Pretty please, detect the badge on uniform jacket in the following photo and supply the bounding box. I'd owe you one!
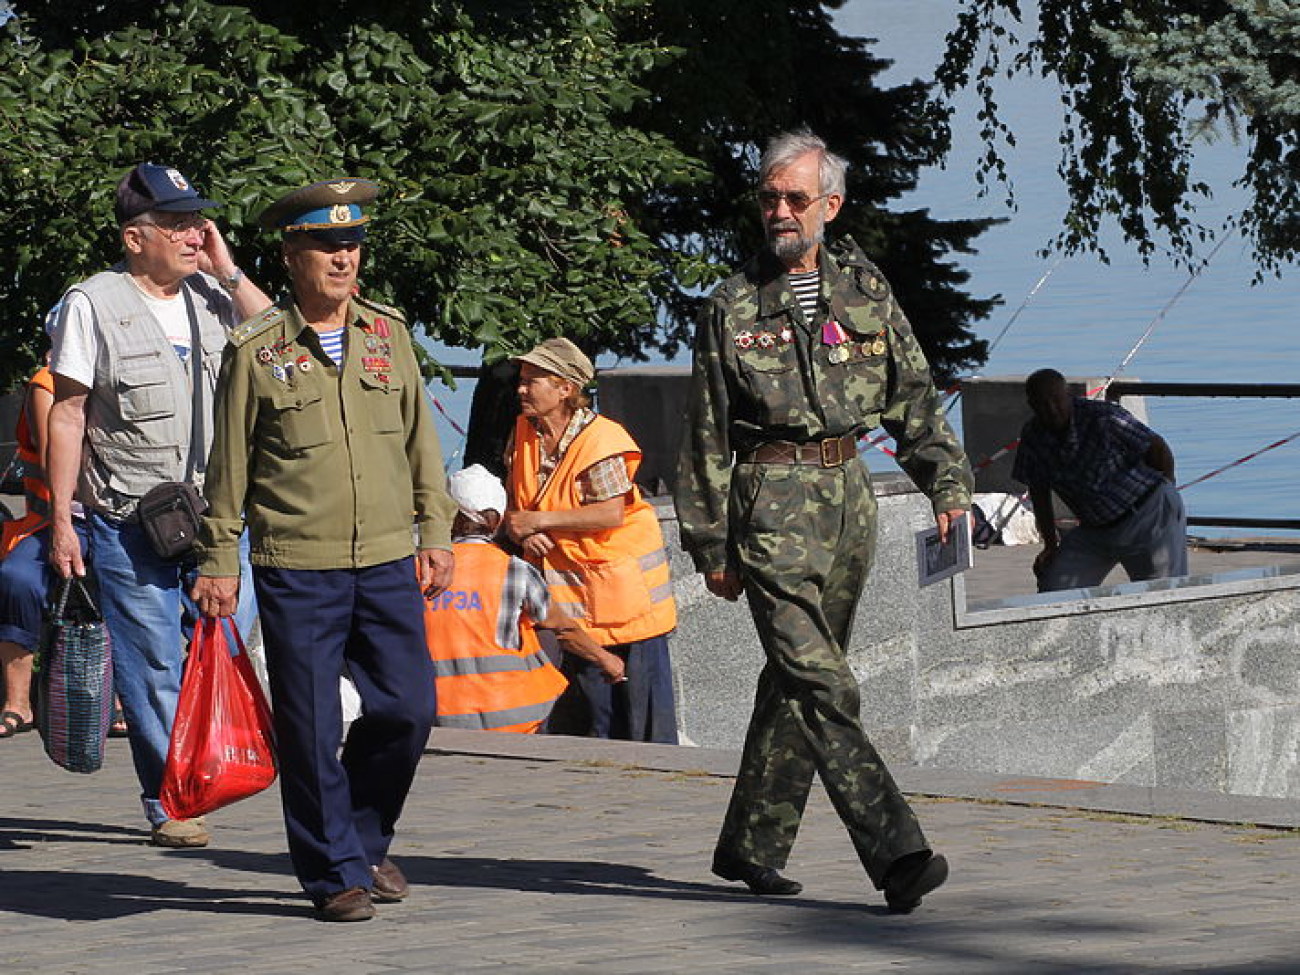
[821,320,848,346]
[822,319,850,363]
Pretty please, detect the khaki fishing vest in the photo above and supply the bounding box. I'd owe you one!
[68,269,230,517]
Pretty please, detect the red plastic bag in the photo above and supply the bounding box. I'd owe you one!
[161,617,277,821]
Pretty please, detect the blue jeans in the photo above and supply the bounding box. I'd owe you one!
[1040,480,1189,592]
[0,523,87,651]
[89,512,256,826]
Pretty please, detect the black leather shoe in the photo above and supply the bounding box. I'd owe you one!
[883,852,948,913]
[712,854,803,896]
[371,857,410,903]
[315,886,375,922]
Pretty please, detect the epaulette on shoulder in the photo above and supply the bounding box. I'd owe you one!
[354,294,408,324]
[710,267,755,305]
[829,235,875,272]
[229,306,286,348]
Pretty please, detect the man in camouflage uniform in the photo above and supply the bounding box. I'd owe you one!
[674,129,972,912]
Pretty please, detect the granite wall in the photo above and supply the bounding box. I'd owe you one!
[662,477,1300,800]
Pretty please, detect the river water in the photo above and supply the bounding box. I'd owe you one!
[424,1,1298,533]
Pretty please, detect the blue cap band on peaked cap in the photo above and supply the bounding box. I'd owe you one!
[282,203,366,232]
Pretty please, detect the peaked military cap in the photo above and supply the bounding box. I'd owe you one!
[258,177,380,244]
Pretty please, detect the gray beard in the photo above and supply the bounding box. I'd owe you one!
[767,224,824,266]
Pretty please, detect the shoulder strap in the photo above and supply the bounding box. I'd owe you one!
[181,284,204,479]
[229,306,286,348]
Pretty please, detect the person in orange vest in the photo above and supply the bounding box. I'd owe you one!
[1,356,86,738]
[425,465,624,733]
[502,338,679,744]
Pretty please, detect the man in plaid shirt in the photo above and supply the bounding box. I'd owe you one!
[1013,368,1188,592]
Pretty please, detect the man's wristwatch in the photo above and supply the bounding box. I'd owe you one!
[217,268,244,293]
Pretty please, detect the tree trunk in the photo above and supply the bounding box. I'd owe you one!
[461,359,520,479]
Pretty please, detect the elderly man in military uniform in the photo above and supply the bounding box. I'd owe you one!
[192,179,456,922]
[674,130,973,912]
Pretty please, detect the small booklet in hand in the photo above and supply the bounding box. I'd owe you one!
[915,512,973,588]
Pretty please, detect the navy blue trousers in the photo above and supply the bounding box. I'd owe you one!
[254,557,435,903]
[559,633,679,744]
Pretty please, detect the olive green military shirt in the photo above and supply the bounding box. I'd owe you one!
[674,236,973,574]
[198,296,454,576]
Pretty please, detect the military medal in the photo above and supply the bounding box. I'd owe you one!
[756,331,775,349]
[779,325,794,344]
[735,330,754,350]
[872,338,887,356]
[297,354,313,373]
[271,364,288,383]
[822,319,849,362]
[256,346,274,364]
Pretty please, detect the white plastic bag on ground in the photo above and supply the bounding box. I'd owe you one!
[973,492,1041,546]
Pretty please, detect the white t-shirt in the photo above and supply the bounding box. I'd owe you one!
[51,276,197,386]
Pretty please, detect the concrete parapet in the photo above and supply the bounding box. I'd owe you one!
[664,472,1300,800]
[597,366,691,496]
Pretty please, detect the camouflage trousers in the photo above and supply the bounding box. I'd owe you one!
[717,459,928,888]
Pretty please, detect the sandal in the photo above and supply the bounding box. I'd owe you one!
[109,708,129,738]
[0,710,34,739]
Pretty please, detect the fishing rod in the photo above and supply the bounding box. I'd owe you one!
[1099,230,1234,397]
[942,256,1066,416]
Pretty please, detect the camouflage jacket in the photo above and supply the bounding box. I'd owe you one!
[673,236,973,574]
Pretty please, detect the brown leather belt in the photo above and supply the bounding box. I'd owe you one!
[743,433,858,468]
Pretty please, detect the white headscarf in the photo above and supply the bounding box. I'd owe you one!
[447,464,508,525]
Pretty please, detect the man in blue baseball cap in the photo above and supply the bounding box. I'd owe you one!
[194,177,456,922]
[45,162,272,850]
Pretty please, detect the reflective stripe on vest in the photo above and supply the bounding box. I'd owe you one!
[431,649,554,679]
[435,698,558,732]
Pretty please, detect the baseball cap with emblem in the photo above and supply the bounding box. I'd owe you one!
[258,177,380,245]
[114,163,220,225]
[512,337,595,387]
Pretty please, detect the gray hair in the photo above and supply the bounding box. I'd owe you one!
[759,129,848,199]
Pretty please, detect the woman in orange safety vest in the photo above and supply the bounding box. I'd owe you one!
[503,338,678,744]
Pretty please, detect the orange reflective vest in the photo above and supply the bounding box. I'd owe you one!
[2,368,53,558]
[508,414,677,646]
[422,540,568,734]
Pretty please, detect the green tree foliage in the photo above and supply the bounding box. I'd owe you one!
[0,0,712,392]
[940,0,1300,275]
[0,0,1000,469]
[624,0,999,382]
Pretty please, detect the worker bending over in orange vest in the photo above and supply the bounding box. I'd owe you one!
[424,465,625,733]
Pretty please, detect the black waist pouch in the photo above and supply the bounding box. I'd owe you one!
[137,482,209,561]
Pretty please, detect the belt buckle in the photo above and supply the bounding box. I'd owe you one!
[819,437,842,467]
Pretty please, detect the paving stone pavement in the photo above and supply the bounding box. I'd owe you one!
[3,729,1300,974]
